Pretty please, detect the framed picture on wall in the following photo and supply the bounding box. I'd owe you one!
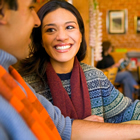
[134,16,140,33]
[107,10,127,34]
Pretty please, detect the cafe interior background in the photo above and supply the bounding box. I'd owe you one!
[67,0,140,82]
[67,0,140,65]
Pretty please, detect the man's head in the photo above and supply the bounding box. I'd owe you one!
[0,0,40,60]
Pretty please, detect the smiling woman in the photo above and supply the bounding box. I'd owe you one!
[18,0,89,119]
[17,0,140,124]
[20,0,86,72]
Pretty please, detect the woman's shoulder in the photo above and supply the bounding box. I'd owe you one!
[22,72,41,84]
[80,62,105,77]
[80,62,101,71]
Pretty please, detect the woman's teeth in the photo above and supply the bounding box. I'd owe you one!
[56,45,71,50]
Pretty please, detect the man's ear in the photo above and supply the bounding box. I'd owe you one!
[0,15,7,25]
[0,1,7,25]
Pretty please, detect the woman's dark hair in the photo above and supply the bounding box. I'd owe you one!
[19,0,87,78]
[102,41,112,56]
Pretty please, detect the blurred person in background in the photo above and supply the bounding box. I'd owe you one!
[96,41,140,101]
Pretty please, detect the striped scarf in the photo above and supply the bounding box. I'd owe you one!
[0,65,61,140]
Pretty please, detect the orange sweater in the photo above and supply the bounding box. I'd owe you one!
[0,65,61,140]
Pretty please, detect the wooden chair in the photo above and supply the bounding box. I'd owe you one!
[103,70,108,77]
[107,67,118,85]
[102,68,125,93]
[114,82,124,93]
[137,66,140,84]
[102,68,118,85]
[133,66,140,99]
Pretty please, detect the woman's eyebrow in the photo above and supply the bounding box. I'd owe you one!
[65,21,77,24]
[43,21,77,29]
[43,23,56,29]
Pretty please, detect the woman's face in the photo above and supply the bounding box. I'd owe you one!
[41,8,82,65]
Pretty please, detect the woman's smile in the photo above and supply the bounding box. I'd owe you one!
[54,44,72,53]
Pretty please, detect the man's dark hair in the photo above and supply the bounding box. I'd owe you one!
[1,0,37,11]
[5,0,17,10]
[0,0,18,16]
[1,0,18,10]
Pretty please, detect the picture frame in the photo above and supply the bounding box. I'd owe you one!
[107,10,127,34]
[134,16,140,34]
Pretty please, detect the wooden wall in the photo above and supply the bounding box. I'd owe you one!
[98,0,140,63]
[98,0,140,49]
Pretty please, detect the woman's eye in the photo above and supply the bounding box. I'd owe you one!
[46,28,55,32]
[66,25,74,29]
[29,6,35,11]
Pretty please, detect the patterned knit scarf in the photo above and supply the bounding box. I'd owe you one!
[0,65,61,140]
[46,57,91,119]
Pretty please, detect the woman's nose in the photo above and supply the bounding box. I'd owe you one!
[55,28,69,41]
